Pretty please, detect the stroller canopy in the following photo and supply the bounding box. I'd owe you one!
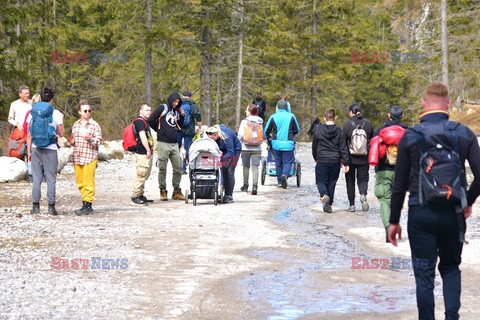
[188,137,221,170]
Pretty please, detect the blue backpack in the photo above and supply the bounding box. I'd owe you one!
[30,102,57,147]
[181,101,191,127]
[414,121,467,209]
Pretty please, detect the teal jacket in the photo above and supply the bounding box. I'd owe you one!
[264,110,300,151]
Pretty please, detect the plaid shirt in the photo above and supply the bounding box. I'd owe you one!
[72,118,102,165]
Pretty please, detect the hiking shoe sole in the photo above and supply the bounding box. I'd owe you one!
[360,195,369,212]
[322,195,331,212]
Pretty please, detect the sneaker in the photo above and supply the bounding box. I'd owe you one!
[172,188,185,200]
[160,189,168,201]
[251,185,257,195]
[240,184,249,192]
[322,195,331,213]
[360,194,369,212]
[324,204,333,213]
[139,195,153,203]
[347,205,356,212]
[281,175,287,189]
[223,195,234,204]
[131,197,147,205]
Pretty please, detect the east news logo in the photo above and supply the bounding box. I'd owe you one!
[51,257,128,269]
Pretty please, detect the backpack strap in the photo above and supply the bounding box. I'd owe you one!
[133,117,148,137]
[157,104,168,130]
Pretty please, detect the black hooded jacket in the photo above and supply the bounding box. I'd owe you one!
[312,123,349,164]
[148,92,184,143]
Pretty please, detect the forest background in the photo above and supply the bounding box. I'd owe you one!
[1,0,479,140]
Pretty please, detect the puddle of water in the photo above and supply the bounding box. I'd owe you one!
[275,210,292,223]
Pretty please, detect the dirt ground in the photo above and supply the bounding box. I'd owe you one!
[1,142,480,319]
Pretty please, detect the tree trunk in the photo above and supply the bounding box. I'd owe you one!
[216,71,220,124]
[441,0,449,88]
[235,0,244,130]
[145,0,153,105]
[310,0,318,119]
[201,5,212,126]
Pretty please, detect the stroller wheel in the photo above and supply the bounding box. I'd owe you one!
[214,190,218,206]
[261,159,266,185]
[193,191,197,206]
[185,189,189,204]
[296,162,301,187]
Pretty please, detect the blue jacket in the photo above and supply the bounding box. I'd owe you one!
[217,125,242,160]
[264,110,300,151]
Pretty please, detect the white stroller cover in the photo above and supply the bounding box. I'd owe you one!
[188,137,221,170]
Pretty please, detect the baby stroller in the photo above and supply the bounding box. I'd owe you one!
[185,137,223,205]
[260,140,301,187]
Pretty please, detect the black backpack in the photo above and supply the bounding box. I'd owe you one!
[413,121,467,209]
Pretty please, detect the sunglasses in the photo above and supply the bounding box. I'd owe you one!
[83,110,92,113]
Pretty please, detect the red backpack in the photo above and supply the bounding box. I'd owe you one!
[8,128,27,159]
[122,117,147,151]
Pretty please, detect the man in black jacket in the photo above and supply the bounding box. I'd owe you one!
[389,82,480,320]
[148,92,185,201]
[312,108,349,213]
[253,92,267,122]
[343,103,374,212]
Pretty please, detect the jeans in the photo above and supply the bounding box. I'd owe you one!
[220,155,239,197]
[315,162,340,204]
[271,148,294,184]
[408,204,464,320]
[177,131,193,171]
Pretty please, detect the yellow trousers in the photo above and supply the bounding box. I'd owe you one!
[74,160,97,203]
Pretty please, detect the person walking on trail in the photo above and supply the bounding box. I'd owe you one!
[237,104,263,195]
[264,99,300,189]
[177,90,202,174]
[307,116,320,138]
[71,101,102,215]
[342,103,374,212]
[147,92,186,201]
[26,87,64,215]
[131,103,154,205]
[312,108,349,213]
[389,82,480,320]
[371,105,408,242]
[205,125,242,204]
[252,92,267,122]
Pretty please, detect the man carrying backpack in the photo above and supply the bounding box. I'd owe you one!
[177,90,202,174]
[253,92,267,122]
[372,106,408,242]
[131,103,154,205]
[389,83,480,320]
[147,91,186,201]
[343,103,374,212]
[26,87,64,215]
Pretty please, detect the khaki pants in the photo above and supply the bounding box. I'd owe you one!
[157,141,182,190]
[132,154,153,197]
[74,159,97,203]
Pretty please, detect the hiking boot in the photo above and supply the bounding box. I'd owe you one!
[251,185,258,195]
[131,197,147,205]
[240,184,249,192]
[139,195,153,203]
[160,189,168,201]
[172,188,185,200]
[30,202,40,214]
[281,175,287,189]
[83,202,93,214]
[347,205,356,212]
[48,203,58,216]
[322,195,331,213]
[385,225,391,243]
[360,194,369,212]
[75,201,87,215]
